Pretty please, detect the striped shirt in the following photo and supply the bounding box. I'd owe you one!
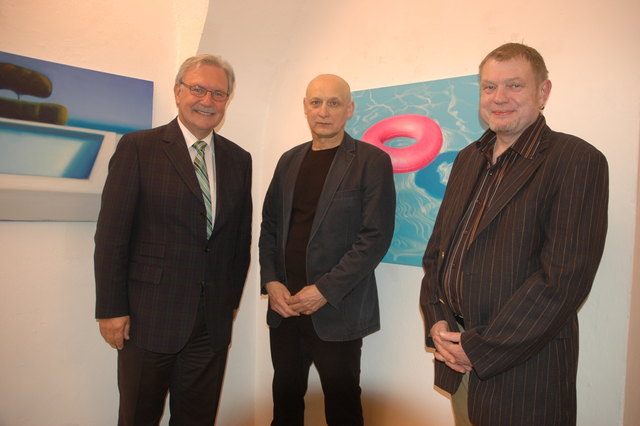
[442,114,547,316]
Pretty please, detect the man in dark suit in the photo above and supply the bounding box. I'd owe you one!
[420,43,608,426]
[94,54,252,425]
[259,74,396,425]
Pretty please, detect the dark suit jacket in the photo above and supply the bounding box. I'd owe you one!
[259,133,396,341]
[95,118,252,354]
[420,125,608,425]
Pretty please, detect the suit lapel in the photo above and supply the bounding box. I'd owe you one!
[476,154,545,237]
[472,140,548,243]
[161,119,202,202]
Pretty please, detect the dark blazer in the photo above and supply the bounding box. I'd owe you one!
[95,118,252,354]
[259,133,396,341]
[420,125,608,425]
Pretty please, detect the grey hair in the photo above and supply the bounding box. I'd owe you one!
[174,54,236,95]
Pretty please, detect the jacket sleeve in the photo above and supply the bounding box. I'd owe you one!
[94,134,139,319]
[419,207,451,348]
[258,157,284,293]
[230,151,252,308]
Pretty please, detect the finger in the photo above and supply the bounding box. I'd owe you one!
[439,331,461,343]
[434,351,448,363]
[114,334,124,350]
[433,341,454,360]
[274,305,290,318]
[287,295,301,305]
[275,301,298,317]
[287,301,305,312]
[445,361,468,374]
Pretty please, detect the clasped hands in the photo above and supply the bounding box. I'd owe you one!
[265,281,327,317]
[431,320,473,374]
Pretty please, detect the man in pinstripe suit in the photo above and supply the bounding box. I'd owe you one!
[420,43,608,425]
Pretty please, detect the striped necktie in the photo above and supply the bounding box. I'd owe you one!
[193,140,213,238]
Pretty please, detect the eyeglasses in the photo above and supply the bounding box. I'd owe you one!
[180,81,229,101]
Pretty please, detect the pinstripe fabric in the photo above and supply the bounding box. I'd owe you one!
[420,120,608,426]
[193,140,213,238]
[443,116,546,318]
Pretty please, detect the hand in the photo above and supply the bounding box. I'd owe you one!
[430,320,472,373]
[265,281,299,318]
[288,284,327,315]
[98,316,130,350]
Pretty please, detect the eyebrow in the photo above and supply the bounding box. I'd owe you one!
[481,77,522,84]
[309,96,341,100]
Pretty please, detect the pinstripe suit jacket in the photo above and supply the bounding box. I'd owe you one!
[94,118,252,353]
[420,124,608,425]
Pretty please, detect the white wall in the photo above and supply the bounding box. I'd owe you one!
[1,0,639,425]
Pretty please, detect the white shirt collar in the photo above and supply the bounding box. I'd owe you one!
[176,118,213,150]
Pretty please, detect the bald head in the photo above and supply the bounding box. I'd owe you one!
[305,74,352,102]
[303,74,355,149]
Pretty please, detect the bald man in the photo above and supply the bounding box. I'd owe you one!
[259,75,396,425]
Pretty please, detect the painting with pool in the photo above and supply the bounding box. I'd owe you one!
[0,51,153,221]
[346,74,485,267]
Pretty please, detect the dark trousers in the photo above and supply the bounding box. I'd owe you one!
[269,315,363,426]
[117,303,228,426]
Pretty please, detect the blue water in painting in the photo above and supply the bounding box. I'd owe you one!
[346,74,486,267]
[0,121,102,179]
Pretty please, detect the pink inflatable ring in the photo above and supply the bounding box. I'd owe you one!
[362,114,443,173]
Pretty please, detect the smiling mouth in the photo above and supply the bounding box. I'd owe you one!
[195,109,216,116]
[492,111,514,117]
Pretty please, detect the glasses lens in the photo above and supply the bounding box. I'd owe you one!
[212,91,228,101]
[183,83,227,100]
[191,86,206,97]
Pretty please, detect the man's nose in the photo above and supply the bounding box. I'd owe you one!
[201,92,217,104]
[494,85,507,103]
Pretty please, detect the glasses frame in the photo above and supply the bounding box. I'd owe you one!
[180,81,229,101]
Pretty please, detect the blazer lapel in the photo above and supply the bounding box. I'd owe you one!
[473,143,547,242]
[161,119,202,201]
